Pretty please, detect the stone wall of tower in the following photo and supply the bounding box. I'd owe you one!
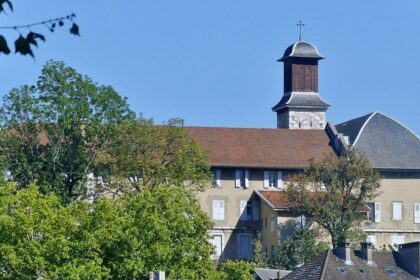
[277,108,326,129]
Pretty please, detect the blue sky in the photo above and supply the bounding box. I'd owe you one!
[1,1,420,135]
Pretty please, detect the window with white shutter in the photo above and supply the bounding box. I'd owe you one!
[212,169,222,187]
[212,200,225,220]
[263,171,269,188]
[211,235,223,257]
[235,169,248,188]
[277,171,283,189]
[414,203,420,224]
[235,170,241,188]
[374,202,381,223]
[264,170,282,188]
[252,200,260,221]
[392,202,402,220]
[244,170,249,188]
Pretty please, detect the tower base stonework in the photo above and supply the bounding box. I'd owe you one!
[277,108,326,129]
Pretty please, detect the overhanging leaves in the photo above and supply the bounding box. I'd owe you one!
[0,35,11,54]
[0,0,13,14]
[14,35,33,57]
[70,23,80,36]
[26,32,46,47]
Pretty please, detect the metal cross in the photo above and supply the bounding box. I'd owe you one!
[296,20,305,41]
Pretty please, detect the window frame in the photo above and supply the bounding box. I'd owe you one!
[392,201,403,221]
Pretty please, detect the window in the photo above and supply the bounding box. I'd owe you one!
[212,169,222,187]
[265,217,267,228]
[337,267,347,276]
[211,235,223,257]
[414,203,420,224]
[384,268,397,277]
[263,170,283,189]
[390,235,404,247]
[252,200,260,221]
[235,169,249,188]
[240,201,252,221]
[367,202,381,223]
[392,202,402,220]
[270,215,276,232]
[238,234,251,259]
[212,200,224,220]
[367,235,376,247]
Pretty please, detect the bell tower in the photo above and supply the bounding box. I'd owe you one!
[272,39,329,129]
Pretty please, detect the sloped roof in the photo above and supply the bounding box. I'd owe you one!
[336,112,420,170]
[254,268,291,280]
[283,249,417,280]
[185,127,334,169]
[279,41,324,61]
[272,92,330,112]
[255,190,371,212]
[255,190,297,210]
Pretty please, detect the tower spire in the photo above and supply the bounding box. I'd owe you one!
[296,20,305,41]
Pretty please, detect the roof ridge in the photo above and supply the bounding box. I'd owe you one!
[352,112,377,146]
[319,249,331,280]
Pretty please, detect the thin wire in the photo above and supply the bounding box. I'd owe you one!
[0,14,74,30]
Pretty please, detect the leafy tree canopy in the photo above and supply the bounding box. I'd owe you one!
[270,228,328,270]
[287,149,381,247]
[0,61,211,202]
[0,61,135,202]
[217,260,255,280]
[0,183,219,279]
[0,1,79,57]
[95,117,211,196]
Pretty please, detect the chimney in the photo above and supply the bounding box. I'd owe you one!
[361,242,373,265]
[337,239,352,265]
[149,271,165,280]
[398,242,420,278]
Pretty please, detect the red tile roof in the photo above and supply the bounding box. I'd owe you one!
[185,127,334,169]
[255,190,297,210]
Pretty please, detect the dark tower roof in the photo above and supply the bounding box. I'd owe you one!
[279,40,324,61]
[272,92,330,112]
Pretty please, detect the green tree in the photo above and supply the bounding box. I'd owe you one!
[0,61,135,202]
[96,117,211,195]
[270,228,328,270]
[251,232,267,268]
[0,183,218,279]
[0,1,79,57]
[287,149,381,247]
[218,260,254,280]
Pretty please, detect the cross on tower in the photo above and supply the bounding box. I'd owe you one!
[296,20,305,41]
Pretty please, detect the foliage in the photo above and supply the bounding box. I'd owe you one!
[217,260,255,280]
[0,183,217,279]
[287,149,381,247]
[251,232,267,268]
[0,61,135,202]
[96,117,211,195]
[0,1,79,57]
[270,228,328,270]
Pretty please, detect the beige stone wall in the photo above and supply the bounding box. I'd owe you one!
[365,176,420,248]
[200,167,289,259]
